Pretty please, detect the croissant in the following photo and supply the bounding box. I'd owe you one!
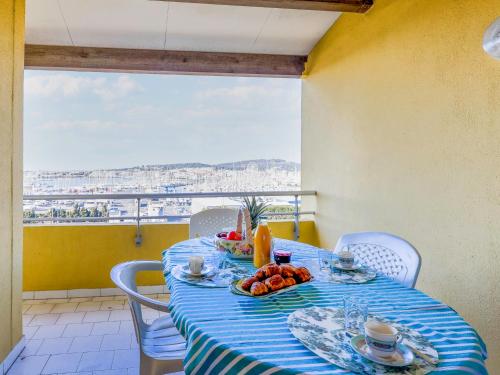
[284,277,297,287]
[241,276,259,291]
[264,274,286,291]
[294,267,312,283]
[263,263,281,278]
[250,281,268,296]
[280,264,297,278]
[254,268,266,280]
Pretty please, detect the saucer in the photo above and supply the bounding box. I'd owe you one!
[180,264,212,277]
[350,335,414,367]
[332,260,361,271]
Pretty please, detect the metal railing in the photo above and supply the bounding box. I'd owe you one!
[23,190,317,245]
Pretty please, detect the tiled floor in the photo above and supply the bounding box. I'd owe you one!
[8,294,170,375]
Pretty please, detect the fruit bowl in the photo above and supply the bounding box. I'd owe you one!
[215,232,254,259]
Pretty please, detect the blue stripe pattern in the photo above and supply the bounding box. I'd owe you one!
[162,238,488,375]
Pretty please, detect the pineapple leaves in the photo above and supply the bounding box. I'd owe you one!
[242,196,270,230]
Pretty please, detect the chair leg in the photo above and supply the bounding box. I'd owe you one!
[140,352,184,375]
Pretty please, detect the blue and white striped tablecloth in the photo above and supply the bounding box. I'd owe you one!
[162,238,488,375]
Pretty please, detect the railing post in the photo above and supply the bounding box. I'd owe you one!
[135,198,142,247]
[293,194,300,241]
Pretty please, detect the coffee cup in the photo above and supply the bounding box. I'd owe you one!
[188,256,204,275]
[364,320,401,358]
[338,248,355,268]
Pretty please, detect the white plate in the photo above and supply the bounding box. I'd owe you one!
[332,260,361,271]
[350,335,414,367]
[180,264,212,277]
[231,276,314,298]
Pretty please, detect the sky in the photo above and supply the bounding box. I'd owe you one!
[24,70,301,171]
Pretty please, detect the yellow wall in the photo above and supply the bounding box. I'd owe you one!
[0,0,24,362]
[23,221,318,291]
[302,0,500,370]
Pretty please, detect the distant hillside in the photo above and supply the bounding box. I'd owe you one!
[215,159,300,171]
[111,159,300,172]
[26,159,300,173]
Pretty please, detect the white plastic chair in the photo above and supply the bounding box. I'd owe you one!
[110,261,185,375]
[334,232,421,288]
[189,208,239,238]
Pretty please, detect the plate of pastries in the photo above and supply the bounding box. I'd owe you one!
[231,263,313,297]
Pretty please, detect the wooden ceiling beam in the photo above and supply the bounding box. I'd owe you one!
[159,0,373,13]
[25,44,307,78]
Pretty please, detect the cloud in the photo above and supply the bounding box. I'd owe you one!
[25,73,141,101]
[93,75,142,100]
[39,120,138,131]
[196,84,285,100]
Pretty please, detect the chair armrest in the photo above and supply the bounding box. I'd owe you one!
[127,290,171,313]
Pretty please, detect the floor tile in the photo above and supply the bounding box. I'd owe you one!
[59,372,92,375]
[69,336,103,353]
[69,297,92,303]
[29,314,60,326]
[34,290,67,300]
[41,352,81,374]
[37,337,73,355]
[92,297,114,302]
[25,304,55,315]
[118,321,135,335]
[91,322,120,336]
[44,298,69,304]
[6,354,49,375]
[100,301,124,311]
[100,334,131,351]
[56,312,85,325]
[23,326,39,340]
[141,308,160,320]
[62,323,94,338]
[111,349,139,369]
[76,302,102,312]
[23,315,34,326]
[83,311,110,323]
[23,299,45,305]
[51,303,78,313]
[21,339,43,357]
[130,338,138,349]
[33,325,66,340]
[127,368,139,375]
[77,351,114,372]
[93,370,122,375]
[108,310,131,322]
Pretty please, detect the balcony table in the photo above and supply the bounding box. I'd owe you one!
[162,238,487,375]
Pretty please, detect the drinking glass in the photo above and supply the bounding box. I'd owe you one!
[206,253,222,276]
[318,250,332,273]
[343,295,368,334]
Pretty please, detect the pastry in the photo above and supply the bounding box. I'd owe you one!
[283,277,297,287]
[280,264,297,278]
[241,276,259,291]
[263,263,281,278]
[294,267,312,282]
[254,268,266,280]
[264,274,286,291]
[250,281,268,296]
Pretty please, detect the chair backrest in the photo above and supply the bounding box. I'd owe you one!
[110,261,169,344]
[189,208,239,238]
[334,232,421,288]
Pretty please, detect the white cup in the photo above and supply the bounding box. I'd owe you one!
[364,320,401,358]
[338,249,355,268]
[188,256,204,275]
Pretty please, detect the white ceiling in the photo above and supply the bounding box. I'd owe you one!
[26,0,341,55]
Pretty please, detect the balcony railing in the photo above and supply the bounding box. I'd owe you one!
[23,190,316,245]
